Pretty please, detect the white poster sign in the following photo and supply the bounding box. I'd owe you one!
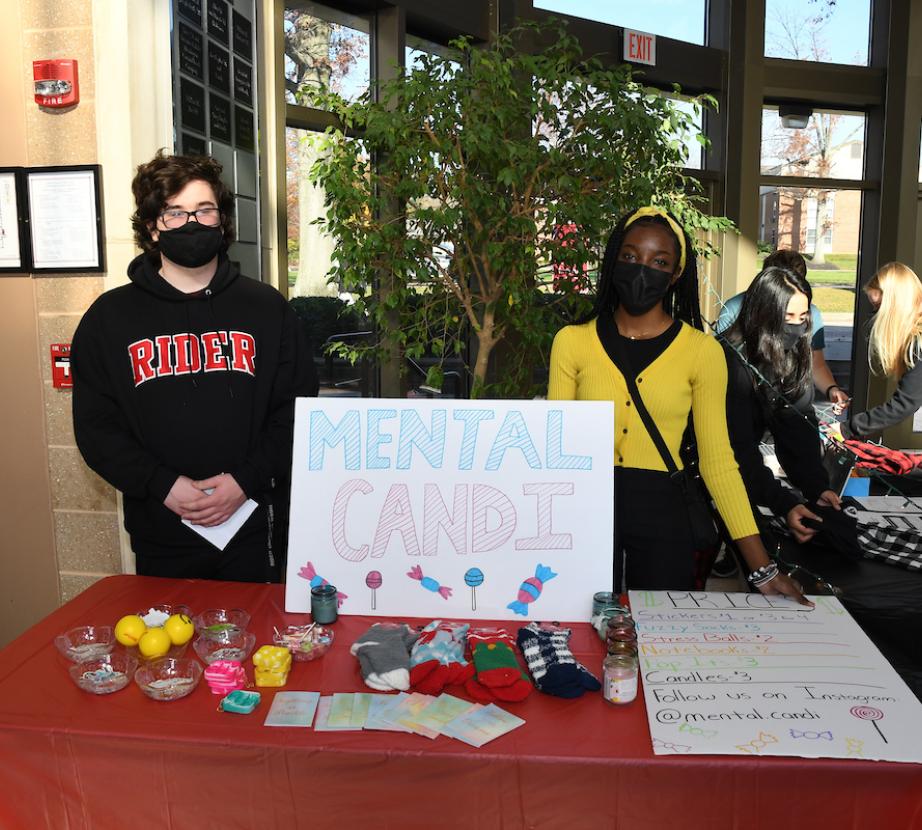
[286,399,614,621]
[630,590,922,763]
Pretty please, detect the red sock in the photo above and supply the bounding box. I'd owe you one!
[469,629,529,688]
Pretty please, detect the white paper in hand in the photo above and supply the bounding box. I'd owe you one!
[182,497,258,551]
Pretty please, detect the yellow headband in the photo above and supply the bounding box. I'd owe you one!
[624,206,687,273]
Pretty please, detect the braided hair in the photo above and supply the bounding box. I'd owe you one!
[580,209,702,330]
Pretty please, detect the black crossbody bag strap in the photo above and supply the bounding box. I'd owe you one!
[596,315,679,477]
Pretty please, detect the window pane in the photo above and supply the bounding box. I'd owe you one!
[534,0,705,46]
[287,127,371,395]
[765,0,870,66]
[758,185,861,391]
[761,108,865,179]
[284,3,370,106]
[405,35,462,76]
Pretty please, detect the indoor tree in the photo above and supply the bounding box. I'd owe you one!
[309,22,730,397]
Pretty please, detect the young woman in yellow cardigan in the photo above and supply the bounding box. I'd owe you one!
[548,207,808,603]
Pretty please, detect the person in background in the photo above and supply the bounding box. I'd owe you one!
[548,206,807,603]
[716,250,849,410]
[841,262,922,440]
[722,266,842,544]
[72,151,318,582]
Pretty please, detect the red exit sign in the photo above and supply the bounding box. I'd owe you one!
[623,29,656,66]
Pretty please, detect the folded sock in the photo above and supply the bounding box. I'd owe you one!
[517,624,600,698]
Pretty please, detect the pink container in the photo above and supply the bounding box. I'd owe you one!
[204,659,246,695]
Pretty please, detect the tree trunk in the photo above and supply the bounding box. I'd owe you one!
[294,135,338,298]
[812,191,831,265]
[287,14,338,298]
[471,307,497,398]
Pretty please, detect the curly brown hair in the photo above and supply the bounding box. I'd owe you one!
[763,249,807,279]
[131,150,235,253]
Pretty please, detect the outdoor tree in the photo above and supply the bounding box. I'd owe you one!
[284,10,366,297]
[310,23,730,397]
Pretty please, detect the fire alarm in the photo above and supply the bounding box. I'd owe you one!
[51,343,73,389]
[33,59,79,108]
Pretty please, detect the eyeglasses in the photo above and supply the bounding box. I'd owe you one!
[158,207,222,229]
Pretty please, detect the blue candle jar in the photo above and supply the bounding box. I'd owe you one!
[311,585,338,624]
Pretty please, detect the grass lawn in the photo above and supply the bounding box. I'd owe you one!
[808,268,857,286]
[822,253,858,269]
[811,286,856,313]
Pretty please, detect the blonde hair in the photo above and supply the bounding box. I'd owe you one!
[867,262,922,376]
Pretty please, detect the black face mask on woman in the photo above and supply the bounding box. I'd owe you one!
[157,222,224,268]
[781,321,809,350]
[612,261,673,316]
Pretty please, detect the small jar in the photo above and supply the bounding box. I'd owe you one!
[592,592,618,617]
[311,584,338,625]
[606,639,638,657]
[605,612,635,631]
[603,652,638,704]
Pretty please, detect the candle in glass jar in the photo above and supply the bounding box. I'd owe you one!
[311,585,338,624]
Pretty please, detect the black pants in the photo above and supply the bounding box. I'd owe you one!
[613,467,696,592]
[133,504,282,583]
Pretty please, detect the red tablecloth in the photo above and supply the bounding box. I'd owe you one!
[1,575,920,830]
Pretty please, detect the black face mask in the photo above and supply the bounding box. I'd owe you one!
[157,222,224,268]
[781,321,809,350]
[612,261,673,316]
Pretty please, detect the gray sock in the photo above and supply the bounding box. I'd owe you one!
[350,624,419,691]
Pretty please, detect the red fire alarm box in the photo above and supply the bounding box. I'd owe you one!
[51,343,73,389]
[33,59,79,108]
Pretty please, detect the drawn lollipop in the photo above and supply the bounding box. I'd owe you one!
[464,568,484,611]
[850,705,888,743]
[366,570,383,610]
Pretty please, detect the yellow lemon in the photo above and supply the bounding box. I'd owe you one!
[163,613,195,646]
[138,627,172,659]
[114,615,147,646]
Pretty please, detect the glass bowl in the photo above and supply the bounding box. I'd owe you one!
[135,657,203,701]
[69,653,138,695]
[135,604,193,629]
[193,608,251,637]
[55,625,117,662]
[192,629,257,664]
[273,625,334,662]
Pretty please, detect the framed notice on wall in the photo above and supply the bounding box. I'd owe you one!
[26,165,105,273]
[0,168,30,274]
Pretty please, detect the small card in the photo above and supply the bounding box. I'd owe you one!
[441,703,525,748]
[364,693,412,732]
[414,694,480,734]
[327,693,357,728]
[314,696,361,731]
[389,693,440,739]
[349,693,373,728]
[263,691,320,727]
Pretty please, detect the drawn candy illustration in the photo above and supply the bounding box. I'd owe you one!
[507,563,557,616]
[297,561,348,608]
[464,568,484,611]
[850,705,888,743]
[407,565,452,600]
[735,731,778,755]
[366,570,383,610]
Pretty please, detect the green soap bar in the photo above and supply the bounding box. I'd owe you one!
[220,690,261,714]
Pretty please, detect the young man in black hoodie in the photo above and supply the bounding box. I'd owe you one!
[71,151,318,582]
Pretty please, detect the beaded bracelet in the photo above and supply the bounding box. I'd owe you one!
[824,384,842,399]
[747,562,779,587]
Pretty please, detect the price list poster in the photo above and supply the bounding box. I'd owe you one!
[629,590,922,763]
